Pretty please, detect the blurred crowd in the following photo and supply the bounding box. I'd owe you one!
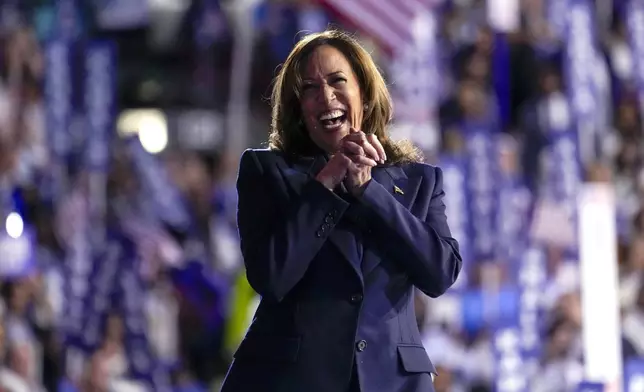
[0,11,238,391]
[421,0,644,391]
[0,0,641,392]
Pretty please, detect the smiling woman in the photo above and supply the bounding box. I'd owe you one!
[268,29,421,164]
[220,29,462,392]
[298,45,362,152]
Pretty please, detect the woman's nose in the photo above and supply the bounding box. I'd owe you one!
[318,84,335,103]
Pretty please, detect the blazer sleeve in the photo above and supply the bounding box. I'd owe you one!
[358,165,462,298]
[236,149,350,302]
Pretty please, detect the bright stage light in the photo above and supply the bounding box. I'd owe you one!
[117,109,168,154]
[138,112,168,154]
[5,212,23,239]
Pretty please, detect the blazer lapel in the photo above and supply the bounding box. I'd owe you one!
[278,156,318,196]
[277,154,364,283]
[327,226,363,284]
[371,166,422,210]
[362,166,422,276]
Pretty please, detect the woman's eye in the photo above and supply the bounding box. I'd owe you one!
[332,78,346,84]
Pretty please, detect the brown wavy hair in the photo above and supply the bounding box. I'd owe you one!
[268,29,422,164]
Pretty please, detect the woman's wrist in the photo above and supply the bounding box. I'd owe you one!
[315,173,337,191]
[349,179,371,197]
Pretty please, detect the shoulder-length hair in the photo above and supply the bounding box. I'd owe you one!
[268,29,422,164]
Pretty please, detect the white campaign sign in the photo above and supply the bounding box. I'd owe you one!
[578,183,622,388]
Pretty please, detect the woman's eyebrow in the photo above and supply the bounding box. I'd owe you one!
[302,71,345,83]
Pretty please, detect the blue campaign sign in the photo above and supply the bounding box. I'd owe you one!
[126,137,191,231]
[515,247,546,372]
[461,289,485,334]
[440,156,470,290]
[493,324,527,392]
[45,40,72,160]
[565,0,599,124]
[463,123,498,261]
[85,40,116,171]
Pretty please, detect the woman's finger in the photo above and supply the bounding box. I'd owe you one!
[346,153,377,167]
[344,131,364,143]
[341,140,364,156]
[344,132,379,162]
[366,134,386,163]
[360,139,380,163]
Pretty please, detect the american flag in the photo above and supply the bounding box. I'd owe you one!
[319,0,443,55]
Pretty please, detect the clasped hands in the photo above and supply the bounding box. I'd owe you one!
[316,128,387,196]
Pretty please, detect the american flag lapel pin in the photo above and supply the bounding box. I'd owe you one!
[394,185,404,195]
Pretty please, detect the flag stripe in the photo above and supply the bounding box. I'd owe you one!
[361,0,414,39]
[322,0,409,52]
[397,0,419,15]
[402,0,429,13]
[320,0,439,54]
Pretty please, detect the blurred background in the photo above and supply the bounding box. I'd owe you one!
[0,0,640,391]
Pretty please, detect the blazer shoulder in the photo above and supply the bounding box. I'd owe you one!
[239,148,287,175]
[400,161,440,180]
[242,147,278,156]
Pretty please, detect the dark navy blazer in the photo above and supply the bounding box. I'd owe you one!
[220,149,462,392]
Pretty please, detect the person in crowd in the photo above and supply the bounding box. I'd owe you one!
[89,313,128,386]
[0,321,29,392]
[220,29,462,392]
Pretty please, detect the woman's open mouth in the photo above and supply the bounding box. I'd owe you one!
[318,110,347,130]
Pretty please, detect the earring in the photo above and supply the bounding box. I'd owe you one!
[363,103,368,111]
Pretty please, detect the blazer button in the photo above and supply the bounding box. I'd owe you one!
[356,340,367,352]
[350,294,363,304]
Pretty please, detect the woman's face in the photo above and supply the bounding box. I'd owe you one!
[299,45,363,153]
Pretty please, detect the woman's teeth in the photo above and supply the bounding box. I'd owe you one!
[319,110,346,129]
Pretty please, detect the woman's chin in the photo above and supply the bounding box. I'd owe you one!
[311,123,350,153]
[331,129,350,146]
[323,136,346,154]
